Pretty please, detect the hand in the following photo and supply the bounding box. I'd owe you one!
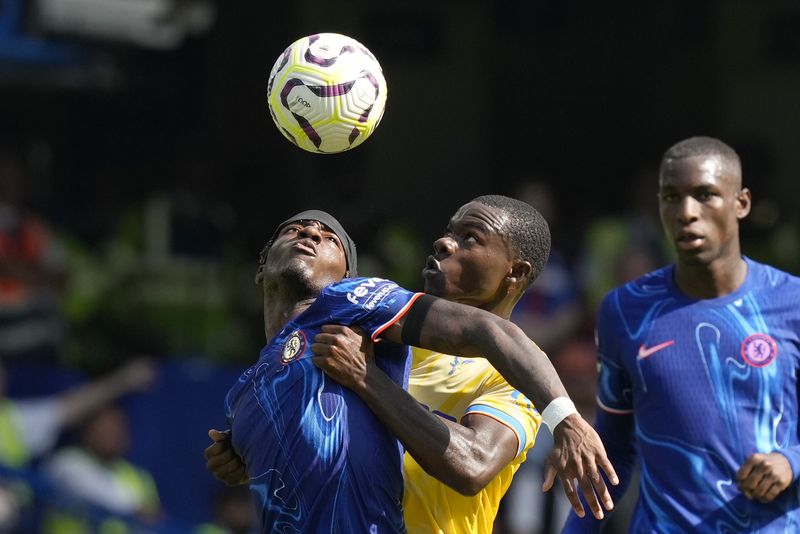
[311,325,373,391]
[205,429,249,486]
[116,357,158,392]
[736,452,793,503]
[542,414,618,520]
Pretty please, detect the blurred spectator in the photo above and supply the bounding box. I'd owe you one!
[0,482,20,533]
[194,485,257,534]
[578,167,671,313]
[509,181,582,355]
[499,180,585,534]
[42,404,161,532]
[0,148,67,363]
[0,358,155,532]
[0,358,155,469]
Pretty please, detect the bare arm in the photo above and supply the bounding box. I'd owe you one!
[312,326,518,495]
[382,295,566,415]
[381,295,618,518]
[57,358,156,427]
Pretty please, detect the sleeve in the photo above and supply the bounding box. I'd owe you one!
[320,277,424,341]
[462,371,541,458]
[595,292,634,415]
[12,397,63,458]
[776,446,800,483]
[562,292,638,533]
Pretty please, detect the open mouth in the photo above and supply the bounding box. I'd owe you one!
[292,240,317,256]
[422,255,440,276]
[676,231,704,250]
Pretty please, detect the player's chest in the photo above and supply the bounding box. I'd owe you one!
[408,355,491,417]
[624,307,799,400]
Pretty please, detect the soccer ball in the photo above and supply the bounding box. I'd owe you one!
[266,33,388,154]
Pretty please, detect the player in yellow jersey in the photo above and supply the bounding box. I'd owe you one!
[311,195,601,533]
[205,197,618,529]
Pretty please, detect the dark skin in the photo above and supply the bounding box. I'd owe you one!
[206,211,618,519]
[314,202,526,497]
[311,203,616,518]
[659,154,792,503]
[206,219,347,486]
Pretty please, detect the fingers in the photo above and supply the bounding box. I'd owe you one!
[752,476,780,502]
[736,456,756,483]
[204,440,235,463]
[597,454,620,486]
[313,333,343,346]
[320,324,350,334]
[208,429,230,442]
[578,472,605,520]
[310,342,333,357]
[559,475,585,518]
[585,466,612,513]
[542,465,557,492]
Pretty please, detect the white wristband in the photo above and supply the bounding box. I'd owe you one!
[542,397,578,433]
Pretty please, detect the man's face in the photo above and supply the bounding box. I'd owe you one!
[658,155,750,266]
[264,220,347,291]
[423,202,514,307]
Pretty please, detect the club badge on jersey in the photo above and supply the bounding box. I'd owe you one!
[282,330,306,364]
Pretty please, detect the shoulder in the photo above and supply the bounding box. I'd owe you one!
[321,277,401,300]
[600,265,672,312]
[747,258,800,291]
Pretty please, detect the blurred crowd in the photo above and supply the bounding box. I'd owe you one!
[1,134,798,534]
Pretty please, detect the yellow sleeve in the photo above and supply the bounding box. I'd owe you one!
[462,371,541,457]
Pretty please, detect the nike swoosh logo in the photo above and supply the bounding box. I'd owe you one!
[638,340,675,359]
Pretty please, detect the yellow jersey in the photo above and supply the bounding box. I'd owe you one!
[403,348,541,534]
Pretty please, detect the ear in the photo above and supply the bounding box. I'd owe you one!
[255,265,265,285]
[736,188,752,220]
[507,259,533,286]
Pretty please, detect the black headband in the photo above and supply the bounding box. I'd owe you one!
[266,209,357,277]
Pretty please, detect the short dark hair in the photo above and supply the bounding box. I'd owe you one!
[472,194,551,288]
[662,136,740,168]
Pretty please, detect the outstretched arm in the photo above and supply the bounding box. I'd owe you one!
[561,407,636,532]
[57,358,156,427]
[312,325,519,495]
[379,295,618,519]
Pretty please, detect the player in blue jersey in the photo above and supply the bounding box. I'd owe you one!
[562,136,800,533]
[207,208,616,532]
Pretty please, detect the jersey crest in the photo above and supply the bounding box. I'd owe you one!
[740,333,778,367]
[281,330,306,364]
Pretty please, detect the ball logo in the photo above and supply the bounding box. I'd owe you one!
[282,330,306,364]
[740,333,778,367]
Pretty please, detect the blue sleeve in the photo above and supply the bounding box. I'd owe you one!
[777,446,800,484]
[562,292,638,533]
[319,277,423,341]
[595,292,634,414]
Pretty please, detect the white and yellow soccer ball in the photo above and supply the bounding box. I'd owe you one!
[267,33,388,154]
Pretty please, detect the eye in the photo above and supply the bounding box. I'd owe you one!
[660,192,678,202]
[464,233,478,243]
[326,235,340,245]
[696,191,715,201]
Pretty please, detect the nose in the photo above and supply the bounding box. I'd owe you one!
[677,196,700,224]
[432,235,455,258]
[298,223,322,243]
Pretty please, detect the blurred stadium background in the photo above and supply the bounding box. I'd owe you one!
[1,0,799,532]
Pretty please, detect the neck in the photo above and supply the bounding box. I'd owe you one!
[482,287,523,320]
[261,278,318,340]
[674,255,747,299]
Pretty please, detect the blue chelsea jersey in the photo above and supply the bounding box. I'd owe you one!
[225,277,422,533]
[594,258,800,533]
